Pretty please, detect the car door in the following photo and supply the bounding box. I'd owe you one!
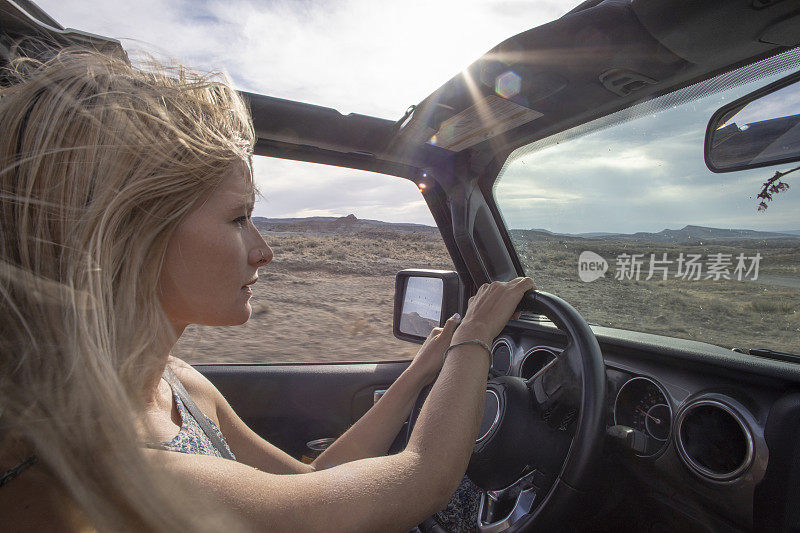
[197,361,410,460]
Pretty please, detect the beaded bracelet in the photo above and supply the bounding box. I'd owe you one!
[444,339,493,367]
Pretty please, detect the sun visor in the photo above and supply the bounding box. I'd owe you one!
[393,0,685,156]
[631,0,799,65]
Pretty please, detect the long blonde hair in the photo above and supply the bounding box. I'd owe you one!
[0,47,254,530]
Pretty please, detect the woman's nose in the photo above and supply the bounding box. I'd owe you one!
[250,243,273,266]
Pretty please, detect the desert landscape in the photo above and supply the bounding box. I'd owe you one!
[510,226,800,352]
[174,216,799,364]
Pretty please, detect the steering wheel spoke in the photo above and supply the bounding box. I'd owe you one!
[478,482,537,533]
[528,353,581,434]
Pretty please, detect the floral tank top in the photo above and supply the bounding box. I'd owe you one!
[147,370,236,460]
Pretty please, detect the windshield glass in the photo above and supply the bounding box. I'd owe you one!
[494,57,800,355]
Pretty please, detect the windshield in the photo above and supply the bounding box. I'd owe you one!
[494,56,800,355]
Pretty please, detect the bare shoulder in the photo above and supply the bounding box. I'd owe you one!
[166,356,224,420]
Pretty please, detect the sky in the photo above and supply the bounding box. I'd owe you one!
[35,0,799,233]
[36,0,576,226]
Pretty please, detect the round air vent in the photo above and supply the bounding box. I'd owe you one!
[519,348,557,380]
[676,399,753,481]
[491,340,512,375]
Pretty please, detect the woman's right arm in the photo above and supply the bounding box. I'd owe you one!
[155,277,535,532]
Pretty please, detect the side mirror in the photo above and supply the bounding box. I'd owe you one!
[705,70,800,173]
[393,269,462,344]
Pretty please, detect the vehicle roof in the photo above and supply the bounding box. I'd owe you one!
[0,0,126,60]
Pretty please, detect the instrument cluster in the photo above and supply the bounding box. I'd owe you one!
[613,376,673,457]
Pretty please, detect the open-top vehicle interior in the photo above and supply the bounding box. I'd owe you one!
[2,0,800,531]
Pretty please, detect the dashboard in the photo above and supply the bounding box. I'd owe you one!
[487,320,795,531]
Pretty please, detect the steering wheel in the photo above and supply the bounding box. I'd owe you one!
[410,290,607,533]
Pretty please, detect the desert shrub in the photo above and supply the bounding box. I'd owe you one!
[658,289,694,309]
[704,298,733,315]
[750,300,795,314]
[349,318,369,335]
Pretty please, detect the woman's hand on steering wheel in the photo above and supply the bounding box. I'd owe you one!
[452,277,536,346]
[408,277,535,385]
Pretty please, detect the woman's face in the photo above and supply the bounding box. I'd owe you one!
[158,163,271,329]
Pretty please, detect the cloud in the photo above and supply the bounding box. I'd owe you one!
[253,156,433,223]
[39,0,575,118]
[722,82,800,127]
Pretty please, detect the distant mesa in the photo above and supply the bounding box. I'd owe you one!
[253,214,438,236]
[252,216,798,242]
[332,214,359,227]
[511,224,800,243]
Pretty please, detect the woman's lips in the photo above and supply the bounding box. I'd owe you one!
[242,277,257,296]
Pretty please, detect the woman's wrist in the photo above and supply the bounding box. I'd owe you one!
[405,357,438,388]
[444,340,493,367]
[450,319,493,346]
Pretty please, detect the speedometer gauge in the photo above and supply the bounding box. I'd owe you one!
[614,377,673,457]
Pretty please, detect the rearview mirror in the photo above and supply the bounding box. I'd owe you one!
[393,269,462,344]
[705,70,800,172]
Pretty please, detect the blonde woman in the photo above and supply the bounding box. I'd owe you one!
[0,48,535,531]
